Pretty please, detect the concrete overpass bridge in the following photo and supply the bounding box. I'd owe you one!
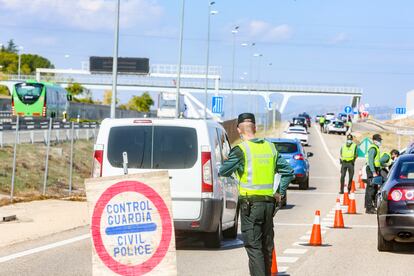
[0,65,363,114]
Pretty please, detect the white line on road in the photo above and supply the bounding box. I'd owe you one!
[283,248,308,255]
[299,235,311,240]
[277,256,299,263]
[310,176,338,179]
[278,266,289,272]
[288,191,340,195]
[0,234,90,264]
[306,230,326,234]
[314,125,340,169]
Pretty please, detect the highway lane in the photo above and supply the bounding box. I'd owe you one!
[0,125,412,275]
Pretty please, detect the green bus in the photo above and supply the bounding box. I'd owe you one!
[12,80,72,118]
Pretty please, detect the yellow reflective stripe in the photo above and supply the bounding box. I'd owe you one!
[242,141,253,186]
[239,183,274,190]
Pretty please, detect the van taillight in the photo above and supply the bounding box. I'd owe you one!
[388,188,414,201]
[92,144,104,177]
[201,151,213,193]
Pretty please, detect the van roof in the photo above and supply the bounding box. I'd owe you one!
[100,118,224,129]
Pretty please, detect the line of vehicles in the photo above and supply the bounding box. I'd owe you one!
[315,112,351,135]
[92,117,313,248]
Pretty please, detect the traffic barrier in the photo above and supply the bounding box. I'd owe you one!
[271,248,278,275]
[347,192,357,214]
[351,180,356,192]
[343,186,350,206]
[309,210,322,246]
[333,198,345,228]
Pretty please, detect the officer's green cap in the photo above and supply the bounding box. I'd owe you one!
[373,134,382,141]
[237,113,256,126]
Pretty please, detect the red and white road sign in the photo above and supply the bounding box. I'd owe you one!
[86,172,176,276]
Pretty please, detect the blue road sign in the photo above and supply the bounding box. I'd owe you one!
[212,96,224,114]
[395,107,406,115]
[344,106,352,114]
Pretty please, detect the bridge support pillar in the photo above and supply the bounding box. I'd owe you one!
[279,93,291,114]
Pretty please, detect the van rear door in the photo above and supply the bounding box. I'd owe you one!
[104,123,201,220]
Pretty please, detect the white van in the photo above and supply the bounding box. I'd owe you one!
[92,118,239,248]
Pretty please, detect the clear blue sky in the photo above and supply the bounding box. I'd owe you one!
[1,0,413,110]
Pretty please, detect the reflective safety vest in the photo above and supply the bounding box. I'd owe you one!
[381,152,391,168]
[366,144,381,168]
[237,140,277,196]
[341,143,357,161]
[319,117,325,124]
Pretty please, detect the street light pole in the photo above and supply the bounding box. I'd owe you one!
[253,53,263,121]
[230,26,239,119]
[17,46,23,80]
[110,0,120,119]
[204,1,216,120]
[176,0,186,118]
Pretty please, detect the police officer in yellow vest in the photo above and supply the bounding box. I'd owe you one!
[319,116,326,131]
[340,134,357,194]
[219,113,294,276]
[365,134,382,214]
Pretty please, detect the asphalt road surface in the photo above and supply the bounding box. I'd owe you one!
[0,125,413,276]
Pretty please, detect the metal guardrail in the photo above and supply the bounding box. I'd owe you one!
[0,120,98,131]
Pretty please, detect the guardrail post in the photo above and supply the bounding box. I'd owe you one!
[68,122,75,195]
[43,130,47,145]
[43,118,52,195]
[86,128,90,140]
[0,130,3,148]
[30,130,34,144]
[10,116,19,202]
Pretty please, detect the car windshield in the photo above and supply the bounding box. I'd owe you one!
[293,118,305,124]
[107,125,198,169]
[273,142,298,154]
[15,83,44,104]
[397,161,414,179]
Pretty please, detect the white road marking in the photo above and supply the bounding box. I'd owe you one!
[322,218,334,221]
[306,230,326,234]
[277,256,299,263]
[0,234,90,264]
[326,214,335,217]
[314,126,340,169]
[283,248,308,255]
[299,235,311,240]
[288,191,340,195]
[278,266,289,272]
[310,176,338,179]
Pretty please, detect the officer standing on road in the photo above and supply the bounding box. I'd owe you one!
[319,116,325,131]
[219,113,294,276]
[339,134,357,194]
[365,134,382,214]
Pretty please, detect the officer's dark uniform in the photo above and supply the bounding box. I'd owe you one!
[339,134,357,193]
[365,134,382,214]
[219,113,294,276]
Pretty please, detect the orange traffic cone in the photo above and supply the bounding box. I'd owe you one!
[271,248,278,275]
[309,210,322,246]
[351,180,356,192]
[347,192,357,214]
[359,177,365,189]
[333,198,345,228]
[343,186,350,206]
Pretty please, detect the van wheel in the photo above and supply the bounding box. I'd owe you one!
[204,219,222,248]
[223,205,239,239]
[377,227,394,252]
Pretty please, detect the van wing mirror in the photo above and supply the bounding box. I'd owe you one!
[307,152,314,157]
[67,94,73,101]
